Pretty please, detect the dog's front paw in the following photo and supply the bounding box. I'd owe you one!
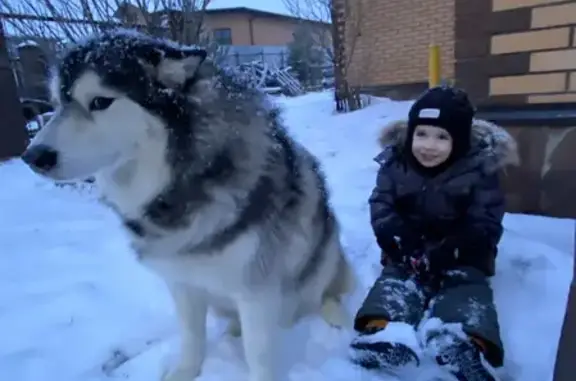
[162,365,201,381]
[321,297,351,329]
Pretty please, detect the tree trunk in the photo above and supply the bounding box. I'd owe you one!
[330,0,360,113]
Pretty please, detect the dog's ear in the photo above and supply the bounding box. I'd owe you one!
[138,44,208,88]
[156,48,207,88]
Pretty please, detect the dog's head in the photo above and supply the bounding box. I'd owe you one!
[21,30,209,181]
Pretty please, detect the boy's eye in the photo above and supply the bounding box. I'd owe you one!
[415,130,427,137]
[438,134,450,140]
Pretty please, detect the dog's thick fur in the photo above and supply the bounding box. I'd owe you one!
[22,30,355,381]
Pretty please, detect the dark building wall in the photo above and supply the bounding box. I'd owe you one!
[0,23,28,160]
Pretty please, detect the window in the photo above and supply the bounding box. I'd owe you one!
[213,28,232,45]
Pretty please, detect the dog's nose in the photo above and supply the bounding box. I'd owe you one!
[21,144,59,171]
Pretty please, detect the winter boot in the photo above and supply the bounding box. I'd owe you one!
[426,330,498,381]
[349,319,420,374]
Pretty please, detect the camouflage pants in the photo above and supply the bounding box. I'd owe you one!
[354,264,504,367]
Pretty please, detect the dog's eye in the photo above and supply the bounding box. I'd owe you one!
[89,97,115,112]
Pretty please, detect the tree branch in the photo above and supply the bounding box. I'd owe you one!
[281,0,333,61]
[0,0,211,45]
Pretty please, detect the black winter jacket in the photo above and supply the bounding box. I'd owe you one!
[370,119,519,276]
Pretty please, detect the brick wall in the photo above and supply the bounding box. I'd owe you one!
[455,0,576,105]
[348,0,576,104]
[487,0,576,103]
[346,0,455,94]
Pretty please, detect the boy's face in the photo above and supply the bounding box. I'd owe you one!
[411,125,453,167]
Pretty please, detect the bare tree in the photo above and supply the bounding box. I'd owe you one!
[0,0,228,125]
[332,0,367,112]
[283,0,364,112]
[0,0,213,47]
[281,0,333,61]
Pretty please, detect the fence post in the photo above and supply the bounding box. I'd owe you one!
[18,43,49,100]
[428,44,441,88]
[552,222,576,381]
[0,22,28,160]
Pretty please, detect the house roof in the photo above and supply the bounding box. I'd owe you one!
[203,6,330,25]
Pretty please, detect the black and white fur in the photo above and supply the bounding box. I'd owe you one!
[21,30,356,381]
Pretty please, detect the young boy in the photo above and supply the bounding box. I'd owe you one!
[350,86,518,380]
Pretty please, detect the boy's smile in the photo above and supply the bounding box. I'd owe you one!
[411,125,453,167]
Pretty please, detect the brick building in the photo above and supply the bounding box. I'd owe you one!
[343,3,576,378]
[347,0,455,99]
[346,0,576,105]
[343,0,576,220]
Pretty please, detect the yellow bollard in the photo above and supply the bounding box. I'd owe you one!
[428,44,441,88]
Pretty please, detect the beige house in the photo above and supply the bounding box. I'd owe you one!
[114,5,330,47]
[203,7,329,46]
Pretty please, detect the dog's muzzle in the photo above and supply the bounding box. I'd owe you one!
[21,144,59,173]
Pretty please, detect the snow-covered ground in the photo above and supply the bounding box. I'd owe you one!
[0,91,573,381]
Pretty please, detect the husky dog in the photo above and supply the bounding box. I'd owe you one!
[21,30,355,381]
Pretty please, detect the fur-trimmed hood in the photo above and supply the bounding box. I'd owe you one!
[375,118,520,174]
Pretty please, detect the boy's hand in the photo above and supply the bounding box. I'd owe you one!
[377,228,424,267]
[422,238,458,275]
[398,229,424,255]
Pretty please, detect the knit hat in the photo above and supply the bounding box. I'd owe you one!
[406,85,475,161]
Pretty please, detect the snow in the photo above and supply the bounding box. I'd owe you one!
[1,91,573,381]
[16,40,40,49]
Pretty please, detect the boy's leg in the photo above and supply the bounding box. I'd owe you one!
[355,264,427,330]
[424,266,503,381]
[350,264,427,372]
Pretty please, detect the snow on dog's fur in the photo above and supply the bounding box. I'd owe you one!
[22,30,355,381]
